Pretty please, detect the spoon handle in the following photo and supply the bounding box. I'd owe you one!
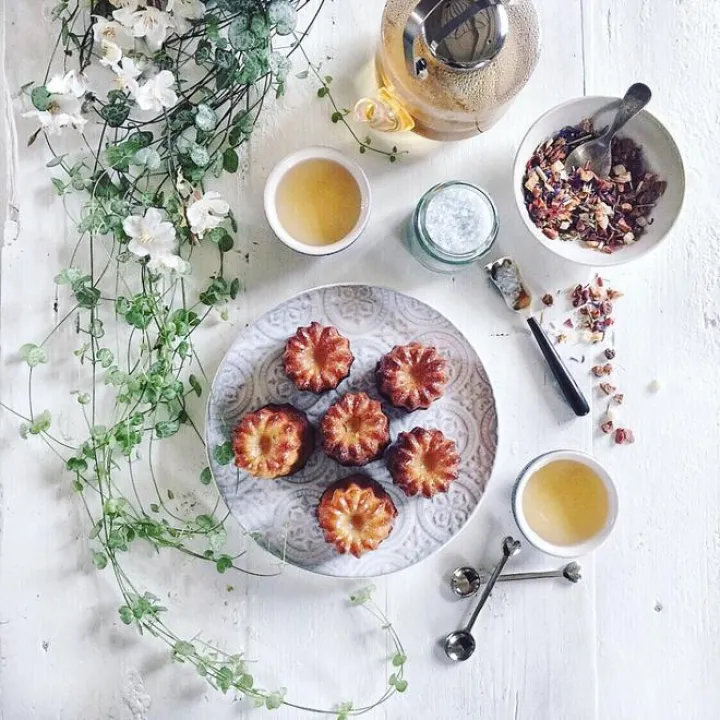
[604,83,652,140]
[463,537,518,634]
[498,570,563,582]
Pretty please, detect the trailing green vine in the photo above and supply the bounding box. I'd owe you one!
[4,1,406,715]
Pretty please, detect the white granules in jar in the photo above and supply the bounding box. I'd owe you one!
[424,184,496,255]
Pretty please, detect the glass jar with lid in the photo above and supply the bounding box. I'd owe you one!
[408,181,498,273]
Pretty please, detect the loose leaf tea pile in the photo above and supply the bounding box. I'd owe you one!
[523,119,667,253]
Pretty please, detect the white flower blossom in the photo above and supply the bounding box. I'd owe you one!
[46,69,86,97]
[24,70,87,135]
[93,16,134,49]
[186,190,230,239]
[111,0,141,28]
[127,7,173,52]
[134,70,178,112]
[112,56,144,94]
[166,0,205,33]
[123,208,186,274]
[100,40,123,67]
[148,253,190,275]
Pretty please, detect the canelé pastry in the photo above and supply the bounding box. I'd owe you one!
[320,392,390,466]
[376,342,449,411]
[386,427,460,498]
[232,404,314,479]
[283,321,354,393]
[317,475,397,557]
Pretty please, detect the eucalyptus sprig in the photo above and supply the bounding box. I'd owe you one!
[4,1,407,716]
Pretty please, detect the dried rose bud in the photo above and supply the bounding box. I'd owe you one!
[563,318,574,329]
[613,394,624,405]
[614,428,635,445]
[599,383,616,395]
[604,348,616,360]
[542,293,554,306]
[601,420,614,434]
[591,365,609,377]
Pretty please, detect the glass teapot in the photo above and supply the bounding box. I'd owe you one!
[355,0,541,141]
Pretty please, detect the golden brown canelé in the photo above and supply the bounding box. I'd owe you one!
[376,342,449,411]
[317,475,397,557]
[283,321,354,393]
[320,392,390,466]
[232,404,314,479]
[386,427,460,498]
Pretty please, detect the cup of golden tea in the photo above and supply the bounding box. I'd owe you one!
[512,450,618,558]
[264,146,372,256]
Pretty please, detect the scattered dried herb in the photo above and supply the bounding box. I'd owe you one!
[570,277,622,343]
[600,420,614,434]
[604,348,616,360]
[599,382,616,395]
[523,119,667,253]
[614,428,635,445]
[542,293,554,306]
[612,393,624,405]
[591,363,613,377]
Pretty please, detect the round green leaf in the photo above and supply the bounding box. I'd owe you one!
[222,147,239,174]
[31,86,51,111]
[194,103,217,131]
[133,147,162,170]
[269,52,291,81]
[190,145,210,167]
[268,1,297,35]
[218,233,234,253]
[229,19,256,50]
[20,343,48,368]
[216,555,233,573]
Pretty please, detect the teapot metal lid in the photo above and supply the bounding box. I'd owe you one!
[403,0,509,78]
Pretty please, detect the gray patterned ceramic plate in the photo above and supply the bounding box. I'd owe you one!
[206,285,497,578]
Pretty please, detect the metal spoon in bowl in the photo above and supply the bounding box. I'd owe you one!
[450,562,582,598]
[444,536,521,662]
[564,83,652,178]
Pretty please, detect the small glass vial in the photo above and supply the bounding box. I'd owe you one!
[408,181,499,273]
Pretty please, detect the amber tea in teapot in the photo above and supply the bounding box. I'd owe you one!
[355,0,541,141]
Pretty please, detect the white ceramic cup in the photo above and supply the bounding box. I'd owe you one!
[263,146,372,256]
[512,449,619,558]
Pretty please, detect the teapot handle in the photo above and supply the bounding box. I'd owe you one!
[403,0,500,78]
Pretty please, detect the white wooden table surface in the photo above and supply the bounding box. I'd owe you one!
[1,1,718,718]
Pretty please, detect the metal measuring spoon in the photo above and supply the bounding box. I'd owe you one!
[450,562,582,599]
[444,536,521,662]
[564,83,652,178]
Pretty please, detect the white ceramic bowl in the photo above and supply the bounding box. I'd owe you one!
[512,449,619,558]
[263,146,372,256]
[513,96,685,266]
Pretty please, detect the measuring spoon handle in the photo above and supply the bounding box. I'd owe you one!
[499,570,563,582]
[464,537,520,633]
